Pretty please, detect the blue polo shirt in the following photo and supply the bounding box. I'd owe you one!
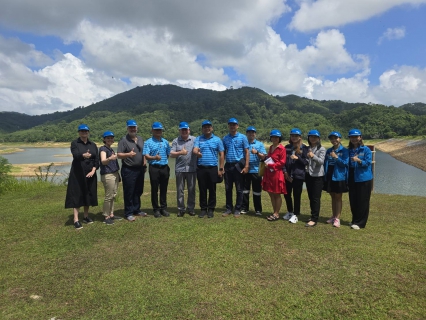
[142,137,171,165]
[223,132,249,163]
[194,134,224,166]
[248,139,266,173]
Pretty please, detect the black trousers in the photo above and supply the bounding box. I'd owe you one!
[149,165,170,211]
[197,166,218,211]
[242,173,263,213]
[284,178,304,215]
[348,169,372,228]
[305,174,324,222]
[224,163,244,211]
[121,165,145,217]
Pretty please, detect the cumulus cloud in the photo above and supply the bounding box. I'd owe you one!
[378,27,406,44]
[0,0,426,115]
[230,28,367,94]
[299,66,426,107]
[290,0,426,32]
[0,53,128,114]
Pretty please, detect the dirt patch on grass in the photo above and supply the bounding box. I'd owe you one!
[375,139,426,172]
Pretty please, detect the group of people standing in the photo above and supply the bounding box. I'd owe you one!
[65,119,373,231]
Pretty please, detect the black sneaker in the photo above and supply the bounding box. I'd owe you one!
[111,215,123,220]
[240,209,248,214]
[74,221,83,230]
[198,210,207,218]
[160,209,170,217]
[208,209,214,218]
[154,210,162,218]
[83,216,93,224]
[177,211,185,217]
[187,211,196,216]
[103,218,114,225]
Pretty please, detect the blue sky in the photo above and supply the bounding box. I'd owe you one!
[0,0,425,115]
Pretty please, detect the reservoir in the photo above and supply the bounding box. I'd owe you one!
[2,148,426,197]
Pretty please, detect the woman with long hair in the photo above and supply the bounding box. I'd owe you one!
[65,124,99,230]
[283,128,309,224]
[347,129,373,229]
[305,130,326,227]
[261,129,287,221]
[323,131,348,228]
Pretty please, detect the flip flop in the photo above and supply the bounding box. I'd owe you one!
[267,214,280,221]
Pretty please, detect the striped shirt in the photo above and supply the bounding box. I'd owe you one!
[223,132,249,163]
[194,134,224,166]
[143,137,171,165]
[248,140,266,173]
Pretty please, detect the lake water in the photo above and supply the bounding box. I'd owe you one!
[2,147,425,197]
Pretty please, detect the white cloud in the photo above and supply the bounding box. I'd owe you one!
[0,53,128,114]
[299,66,426,107]
[71,20,227,82]
[229,28,367,94]
[290,0,426,32]
[378,27,406,44]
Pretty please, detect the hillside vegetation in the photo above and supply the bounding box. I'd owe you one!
[1,84,426,142]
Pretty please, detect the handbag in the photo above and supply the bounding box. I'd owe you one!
[258,161,266,177]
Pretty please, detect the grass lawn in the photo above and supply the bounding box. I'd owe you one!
[0,180,425,319]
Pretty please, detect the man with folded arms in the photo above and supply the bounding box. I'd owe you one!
[117,119,147,221]
[143,122,171,218]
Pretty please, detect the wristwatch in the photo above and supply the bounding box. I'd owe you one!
[219,168,224,171]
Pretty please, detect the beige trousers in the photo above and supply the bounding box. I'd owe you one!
[101,172,120,216]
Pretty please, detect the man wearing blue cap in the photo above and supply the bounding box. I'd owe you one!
[193,120,224,218]
[170,122,197,217]
[241,126,266,215]
[117,119,147,221]
[222,118,249,218]
[143,122,171,218]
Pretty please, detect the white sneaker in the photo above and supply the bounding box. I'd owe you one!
[351,224,360,230]
[326,217,334,224]
[289,214,298,224]
[283,212,293,220]
[333,218,340,228]
[255,211,262,216]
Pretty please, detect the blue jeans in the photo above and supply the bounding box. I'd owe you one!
[121,165,145,217]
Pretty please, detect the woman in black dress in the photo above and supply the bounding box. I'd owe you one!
[65,124,99,229]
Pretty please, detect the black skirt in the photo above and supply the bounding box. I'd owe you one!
[323,165,348,193]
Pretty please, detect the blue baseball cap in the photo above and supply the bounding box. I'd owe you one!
[78,124,89,131]
[127,119,137,127]
[246,126,256,132]
[290,128,302,135]
[152,122,164,130]
[201,120,212,127]
[102,131,114,138]
[328,131,342,138]
[308,129,320,137]
[228,118,238,124]
[179,122,190,129]
[348,129,362,137]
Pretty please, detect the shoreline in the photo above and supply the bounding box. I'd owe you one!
[3,139,426,176]
[375,139,426,172]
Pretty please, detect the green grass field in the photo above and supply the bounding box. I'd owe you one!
[0,180,425,319]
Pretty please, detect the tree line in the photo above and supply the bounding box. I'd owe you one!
[0,84,425,143]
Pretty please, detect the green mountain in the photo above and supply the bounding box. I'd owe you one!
[0,84,425,142]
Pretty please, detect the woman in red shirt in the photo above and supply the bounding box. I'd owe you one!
[261,129,287,221]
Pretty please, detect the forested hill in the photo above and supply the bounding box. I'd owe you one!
[0,84,425,142]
